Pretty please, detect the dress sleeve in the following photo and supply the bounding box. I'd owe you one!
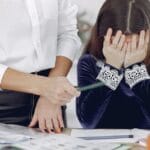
[76,55,123,128]
[125,63,150,101]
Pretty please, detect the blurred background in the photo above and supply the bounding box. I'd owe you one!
[66,0,105,128]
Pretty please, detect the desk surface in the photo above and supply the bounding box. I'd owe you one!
[0,123,146,150]
[64,128,146,150]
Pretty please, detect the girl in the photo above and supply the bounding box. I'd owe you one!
[76,0,150,129]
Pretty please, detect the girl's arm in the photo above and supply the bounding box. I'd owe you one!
[76,55,123,128]
[124,30,150,102]
[76,29,126,128]
[125,63,150,102]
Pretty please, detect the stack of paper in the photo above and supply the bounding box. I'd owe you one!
[0,131,31,144]
[13,134,131,150]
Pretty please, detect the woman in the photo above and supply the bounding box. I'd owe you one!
[0,0,80,133]
[76,0,150,129]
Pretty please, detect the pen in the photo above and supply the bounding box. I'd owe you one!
[0,146,23,150]
[79,135,134,140]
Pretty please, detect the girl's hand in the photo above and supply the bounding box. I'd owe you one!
[103,28,126,69]
[124,30,149,68]
[29,96,64,133]
[40,76,80,105]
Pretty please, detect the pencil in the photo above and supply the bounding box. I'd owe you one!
[76,82,104,92]
[79,134,134,140]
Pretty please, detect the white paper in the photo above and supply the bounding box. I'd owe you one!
[0,131,31,144]
[14,134,129,150]
[0,123,49,145]
[132,129,150,139]
[71,129,131,137]
[0,123,148,149]
[131,129,150,147]
[71,129,149,144]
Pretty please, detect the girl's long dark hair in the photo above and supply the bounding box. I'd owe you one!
[84,0,150,70]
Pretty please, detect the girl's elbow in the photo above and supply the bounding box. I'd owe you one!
[76,109,97,129]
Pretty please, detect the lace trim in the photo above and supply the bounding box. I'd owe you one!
[96,60,104,68]
[125,64,150,88]
[96,66,123,90]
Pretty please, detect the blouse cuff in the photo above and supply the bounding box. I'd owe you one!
[96,65,123,90]
[57,37,81,62]
[0,64,8,85]
[125,63,150,88]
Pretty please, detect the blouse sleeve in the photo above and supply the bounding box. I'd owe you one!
[125,63,150,101]
[57,0,81,61]
[76,55,123,128]
[0,64,8,85]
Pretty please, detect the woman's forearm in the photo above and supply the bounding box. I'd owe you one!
[0,68,45,95]
[0,56,72,93]
[49,56,72,77]
[0,56,79,105]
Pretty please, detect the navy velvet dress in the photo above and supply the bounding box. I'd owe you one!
[76,54,150,129]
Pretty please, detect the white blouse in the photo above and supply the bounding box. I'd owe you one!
[0,0,81,83]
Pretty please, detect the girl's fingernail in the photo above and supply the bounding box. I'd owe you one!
[61,127,64,132]
[57,128,61,133]
[51,129,54,132]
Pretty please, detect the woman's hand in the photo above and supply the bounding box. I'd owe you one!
[29,56,77,133]
[39,76,80,105]
[103,28,126,69]
[29,96,64,133]
[124,30,149,68]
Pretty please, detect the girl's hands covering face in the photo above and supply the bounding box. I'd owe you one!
[124,30,149,68]
[103,28,127,69]
[103,28,149,68]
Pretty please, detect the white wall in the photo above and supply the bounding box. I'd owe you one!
[72,0,105,15]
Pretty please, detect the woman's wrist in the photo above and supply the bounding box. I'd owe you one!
[33,68,67,97]
[31,75,47,96]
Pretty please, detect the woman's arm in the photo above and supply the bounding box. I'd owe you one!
[1,59,72,94]
[76,55,123,128]
[0,67,45,95]
[0,65,79,105]
[30,56,74,133]
[49,56,72,77]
